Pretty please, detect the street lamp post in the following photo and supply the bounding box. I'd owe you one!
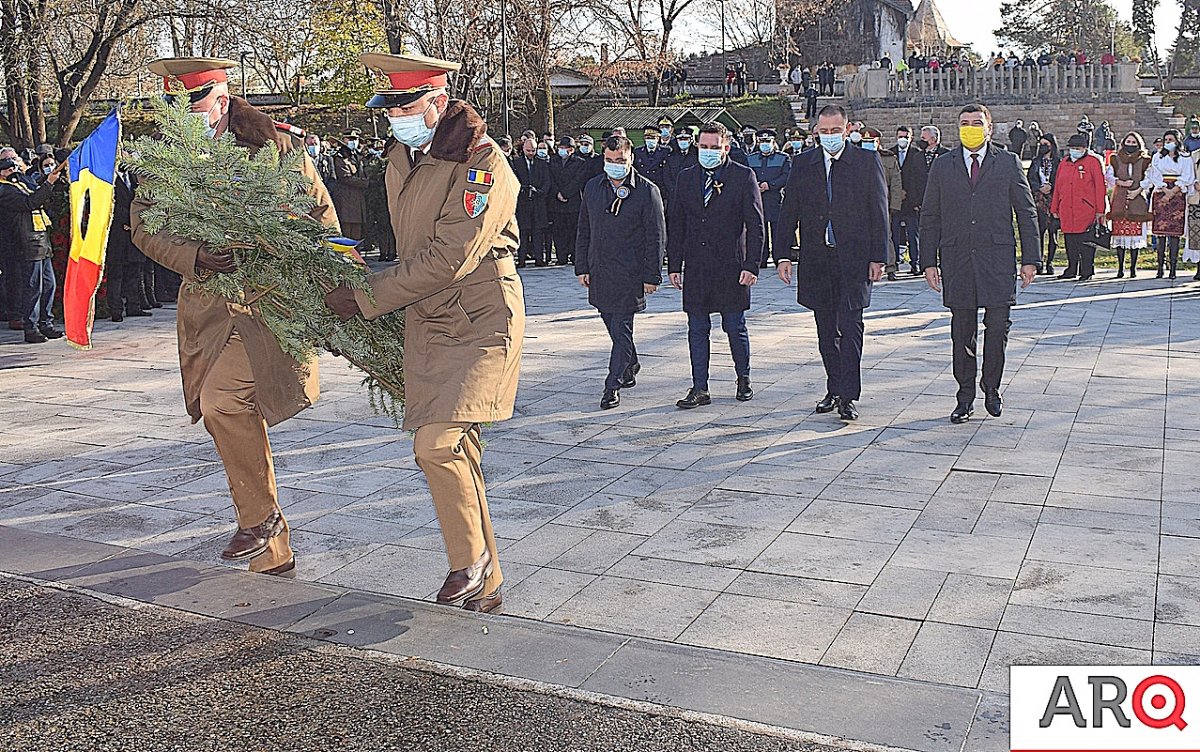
[720,0,727,103]
[239,50,255,97]
[500,0,510,136]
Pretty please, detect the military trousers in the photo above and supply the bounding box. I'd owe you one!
[199,332,292,572]
[414,422,503,596]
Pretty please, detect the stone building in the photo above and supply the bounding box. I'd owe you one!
[777,0,913,67]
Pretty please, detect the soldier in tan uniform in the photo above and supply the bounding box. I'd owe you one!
[131,58,340,576]
[325,52,524,614]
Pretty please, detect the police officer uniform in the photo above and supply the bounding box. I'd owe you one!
[744,128,792,267]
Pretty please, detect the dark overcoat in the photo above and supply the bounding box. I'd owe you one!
[667,159,764,314]
[512,155,551,229]
[574,169,665,314]
[633,145,673,195]
[773,145,889,311]
[106,172,138,264]
[548,153,588,215]
[896,145,930,215]
[919,144,1040,309]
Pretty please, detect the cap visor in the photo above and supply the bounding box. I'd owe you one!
[366,91,427,108]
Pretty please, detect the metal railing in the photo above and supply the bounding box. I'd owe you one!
[848,64,1138,104]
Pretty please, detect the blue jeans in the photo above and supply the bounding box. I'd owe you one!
[19,258,55,331]
[599,311,637,390]
[687,310,750,391]
[891,213,920,269]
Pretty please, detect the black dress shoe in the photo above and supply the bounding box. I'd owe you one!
[1057,272,1076,280]
[983,388,1003,417]
[221,509,286,561]
[887,271,897,281]
[600,388,620,409]
[23,329,46,344]
[950,403,974,424]
[259,557,296,578]
[150,301,164,309]
[38,326,63,339]
[1078,275,1092,282]
[676,388,711,409]
[620,362,641,388]
[436,549,493,606]
[735,376,753,401]
[125,309,152,317]
[838,399,858,421]
[463,587,503,614]
[815,393,839,413]
[909,266,920,276]
[111,314,124,323]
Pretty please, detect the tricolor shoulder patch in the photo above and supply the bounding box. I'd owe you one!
[466,168,493,186]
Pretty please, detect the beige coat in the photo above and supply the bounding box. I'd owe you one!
[352,100,524,430]
[131,96,340,427]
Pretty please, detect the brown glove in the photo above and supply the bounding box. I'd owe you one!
[324,283,361,322]
[195,247,237,274]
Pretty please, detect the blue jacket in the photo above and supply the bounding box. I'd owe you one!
[774,145,890,311]
[575,170,666,314]
[745,149,792,222]
[667,159,764,313]
[633,144,673,195]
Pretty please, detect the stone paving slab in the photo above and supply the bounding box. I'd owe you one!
[3,266,1200,747]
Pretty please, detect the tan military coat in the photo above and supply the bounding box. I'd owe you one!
[352,100,524,430]
[131,96,340,427]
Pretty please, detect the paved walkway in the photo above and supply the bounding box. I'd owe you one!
[2,265,1199,741]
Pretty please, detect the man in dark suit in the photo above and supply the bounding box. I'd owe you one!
[774,104,888,422]
[633,126,672,200]
[549,136,587,266]
[920,103,1040,424]
[105,167,151,322]
[512,138,551,266]
[668,122,764,408]
[893,125,928,276]
[575,136,666,410]
[920,125,950,169]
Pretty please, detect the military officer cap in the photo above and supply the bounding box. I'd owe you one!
[34,143,54,156]
[558,136,576,148]
[343,128,362,139]
[674,126,693,137]
[757,128,777,140]
[147,57,237,103]
[643,125,660,135]
[360,51,461,108]
[578,134,594,144]
[658,116,673,127]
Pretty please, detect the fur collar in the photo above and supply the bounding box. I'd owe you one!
[228,96,292,152]
[428,100,488,163]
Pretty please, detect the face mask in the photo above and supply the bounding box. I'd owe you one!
[1069,148,1085,161]
[557,148,569,158]
[346,139,359,150]
[698,147,723,169]
[644,139,658,150]
[896,137,911,149]
[791,140,804,151]
[819,133,845,154]
[959,125,987,150]
[579,144,592,154]
[1039,144,1051,155]
[604,162,629,180]
[43,164,54,175]
[848,131,863,144]
[1123,144,1138,153]
[758,142,773,153]
[1166,142,1178,152]
[388,103,437,148]
[660,129,671,138]
[190,101,220,139]
[536,149,548,159]
[862,141,878,152]
[677,139,691,151]
[307,145,320,157]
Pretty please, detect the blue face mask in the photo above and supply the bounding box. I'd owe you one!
[698,147,723,169]
[819,133,846,154]
[558,147,569,158]
[388,104,436,148]
[579,144,593,154]
[861,141,878,152]
[306,145,319,157]
[758,142,773,153]
[604,162,629,180]
[644,139,658,150]
[677,139,691,151]
[536,149,548,159]
[790,140,804,151]
[1069,148,1085,160]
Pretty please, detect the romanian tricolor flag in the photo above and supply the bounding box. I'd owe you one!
[64,109,121,349]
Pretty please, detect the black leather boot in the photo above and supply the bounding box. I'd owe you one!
[735,376,753,401]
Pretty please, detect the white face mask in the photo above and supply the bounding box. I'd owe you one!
[388,101,437,148]
[896,137,911,149]
[190,100,221,139]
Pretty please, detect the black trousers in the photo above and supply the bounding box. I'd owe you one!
[814,303,865,402]
[519,225,549,265]
[153,261,180,303]
[950,306,1010,404]
[805,96,818,119]
[1063,232,1094,278]
[1037,209,1057,269]
[106,254,144,316]
[599,311,638,391]
[551,212,577,265]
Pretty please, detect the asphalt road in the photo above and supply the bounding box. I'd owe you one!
[0,579,852,752]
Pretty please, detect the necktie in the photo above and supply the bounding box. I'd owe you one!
[825,158,836,247]
[970,154,980,187]
[898,149,905,167]
[703,170,715,207]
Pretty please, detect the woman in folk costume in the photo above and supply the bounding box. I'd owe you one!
[1105,132,1154,278]
[1140,129,1196,279]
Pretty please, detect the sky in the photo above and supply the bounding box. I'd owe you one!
[940,0,1183,56]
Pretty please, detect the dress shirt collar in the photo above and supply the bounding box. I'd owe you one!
[963,143,988,171]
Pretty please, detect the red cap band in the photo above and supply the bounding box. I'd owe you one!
[385,71,447,92]
[163,68,228,93]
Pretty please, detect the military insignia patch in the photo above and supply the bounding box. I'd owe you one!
[464,190,488,218]
[466,169,493,186]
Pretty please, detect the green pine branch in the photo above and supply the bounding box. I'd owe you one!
[126,95,406,424]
